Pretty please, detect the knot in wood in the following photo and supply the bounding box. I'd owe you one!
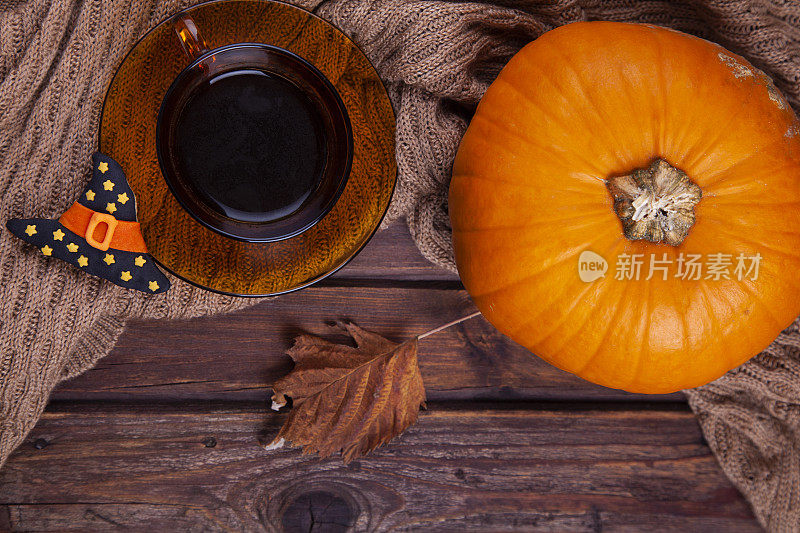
[281,490,355,533]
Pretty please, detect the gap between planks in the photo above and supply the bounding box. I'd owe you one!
[0,400,758,532]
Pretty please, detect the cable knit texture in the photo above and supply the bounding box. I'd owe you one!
[1,0,800,530]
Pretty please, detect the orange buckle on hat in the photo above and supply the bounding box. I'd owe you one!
[85,212,118,251]
[58,202,148,253]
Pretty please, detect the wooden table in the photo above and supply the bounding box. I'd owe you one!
[0,223,761,531]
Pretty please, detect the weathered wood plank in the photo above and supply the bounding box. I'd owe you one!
[331,222,457,280]
[0,403,758,532]
[52,287,683,403]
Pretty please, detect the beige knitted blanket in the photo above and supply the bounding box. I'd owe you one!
[1,0,799,530]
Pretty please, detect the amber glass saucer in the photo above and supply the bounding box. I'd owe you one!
[99,0,396,296]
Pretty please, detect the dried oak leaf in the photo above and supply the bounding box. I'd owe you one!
[268,321,426,462]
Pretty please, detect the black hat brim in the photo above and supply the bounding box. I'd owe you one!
[6,217,170,294]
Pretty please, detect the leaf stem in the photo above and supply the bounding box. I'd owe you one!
[417,311,482,340]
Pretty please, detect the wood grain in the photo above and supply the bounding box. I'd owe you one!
[0,403,758,532]
[7,222,757,531]
[332,223,457,281]
[52,286,683,403]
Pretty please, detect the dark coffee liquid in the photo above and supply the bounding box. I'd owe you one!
[173,69,326,222]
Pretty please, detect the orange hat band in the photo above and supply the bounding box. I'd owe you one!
[59,202,148,253]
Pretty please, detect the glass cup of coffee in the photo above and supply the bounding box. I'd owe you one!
[156,14,353,242]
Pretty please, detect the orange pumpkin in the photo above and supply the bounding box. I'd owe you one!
[449,21,800,393]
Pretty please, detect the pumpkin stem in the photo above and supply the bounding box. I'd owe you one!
[605,159,702,246]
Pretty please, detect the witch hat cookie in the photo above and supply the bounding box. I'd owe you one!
[6,152,170,294]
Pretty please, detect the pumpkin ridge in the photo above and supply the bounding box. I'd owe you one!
[526,41,635,162]
[452,217,608,235]
[699,235,800,296]
[508,237,628,345]
[698,217,800,260]
[453,210,612,234]
[744,259,800,296]
[703,167,800,197]
[694,135,799,188]
[506,277,597,348]
[474,85,606,176]
[730,276,790,330]
[467,235,612,300]
[682,97,756,175]
[692,281,729,387]
[609,34,659,157]
[647,24,671,157]
[703,181,787,199]
[667,275,691,373]
[673,281,733,391]
[701,199,800,208]
[625,274,652,391]
[698,278,775,377]
[452,168,603,195]
[466,116,604,185]
[701,207,800,236]
[570,260,637,377]
[654,30,745,167]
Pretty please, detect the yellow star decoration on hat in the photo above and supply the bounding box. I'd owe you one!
[106,202,117,214]
[85,190,96,201]
[67,242,79,253]
[120,271,132,282]
[53,229,65,241]
[41,245,53,256]
[117,192,129,204]
[77,255,88,267]
[148,280,160,292]
[134,255,146,267]
[24,224,37,236]
[103,253,115,265]
[103,179,114,191]
[98,161,109,173]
